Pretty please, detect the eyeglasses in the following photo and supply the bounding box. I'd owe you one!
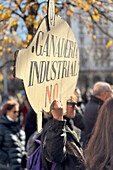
[13,110,19,114]
[67,102,76,109]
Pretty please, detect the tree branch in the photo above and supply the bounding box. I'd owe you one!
[91,3,113,23]
[0,60,14,70]
[11,10,24,19]
[88,10,113,39]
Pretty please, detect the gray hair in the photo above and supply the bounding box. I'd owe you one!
[93,82,110,97]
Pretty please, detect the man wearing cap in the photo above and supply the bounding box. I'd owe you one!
[41,99,86,170]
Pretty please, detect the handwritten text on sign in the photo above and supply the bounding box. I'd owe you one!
[15,15,79,113]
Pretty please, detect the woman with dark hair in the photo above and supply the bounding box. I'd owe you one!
[0,100,26,170]
[85,97,113,170]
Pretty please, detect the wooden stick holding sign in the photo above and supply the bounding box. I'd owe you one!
[14,0,79,132]
[48,0,55,30]
[37,111,43,132]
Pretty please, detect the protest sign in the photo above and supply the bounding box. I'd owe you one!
[15,2,79,114]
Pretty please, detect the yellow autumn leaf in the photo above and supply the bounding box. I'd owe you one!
[0,4,4,10]
[77,0,82,4]
[2,40,7,46]
[17,0,22,5]
[27,34,32,40]
[21,7,26,14]
[92,15,99,21]
[94,9,98,15]
[13,31,17,36]
[38,13,43,20]
[93,35,96,39]
[88,17,91,21]
[87,0,92,4]
[67,10,74,16]
[16,37,21,41]
[42,5,47,14]
[86,24,92,28]
[0,52,3,56]
[34,20,41,29]
[55,7,59,14]
[26,5,30,13]
[7,48,11,52]
[14,4,18,10]
[32,19,36,24]
[26,40,30,44]
[106,40,112,48]
[22,44,27,48]
[25,16,31,21]
[77,4,82,9]
[18,42,23,46]
[8,39,12,43]
[83,2,90,10]
[0,46,3,50]
[32,15,35,19]
[94,0,98,4]
[0,74,3,81]
[84,8,88,12]
[11,20,16,26]
[6,9,12,14]
[33,4,39,10]
[82,19,86,24]
[71,6,75,12]
[1,13,6,19]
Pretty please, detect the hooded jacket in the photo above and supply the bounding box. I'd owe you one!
[0,115,25,170]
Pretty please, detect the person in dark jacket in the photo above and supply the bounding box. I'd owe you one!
[41,99,86,170]
[83,81,113,149]
[25,108,37,145]
[0,100,26,170]
[85,97,113,170]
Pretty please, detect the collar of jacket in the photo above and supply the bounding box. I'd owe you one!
[90,95,104,105]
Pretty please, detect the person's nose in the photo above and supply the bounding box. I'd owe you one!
[15,112,19,116]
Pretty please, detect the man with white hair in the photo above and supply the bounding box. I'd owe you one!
[83,81,113,149]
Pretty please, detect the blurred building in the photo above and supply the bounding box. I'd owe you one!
[0,40,23,95]
[60,3,113,89]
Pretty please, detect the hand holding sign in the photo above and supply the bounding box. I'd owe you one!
[51,100,63,121]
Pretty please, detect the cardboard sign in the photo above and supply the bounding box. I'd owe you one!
[15,15,79,113]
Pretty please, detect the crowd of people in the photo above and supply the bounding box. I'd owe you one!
[0,81,113,170]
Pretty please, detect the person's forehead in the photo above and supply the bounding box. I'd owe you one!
[12,105,19,109]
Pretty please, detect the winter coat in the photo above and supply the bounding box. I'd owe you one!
[41,117,86,170]
[25,108,37,144]
[0,115,26,170]
[83,95,103,148]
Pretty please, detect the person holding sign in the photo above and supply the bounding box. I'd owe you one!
[41,99,86,170]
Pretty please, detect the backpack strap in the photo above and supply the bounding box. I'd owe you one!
[33,138,41,145]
